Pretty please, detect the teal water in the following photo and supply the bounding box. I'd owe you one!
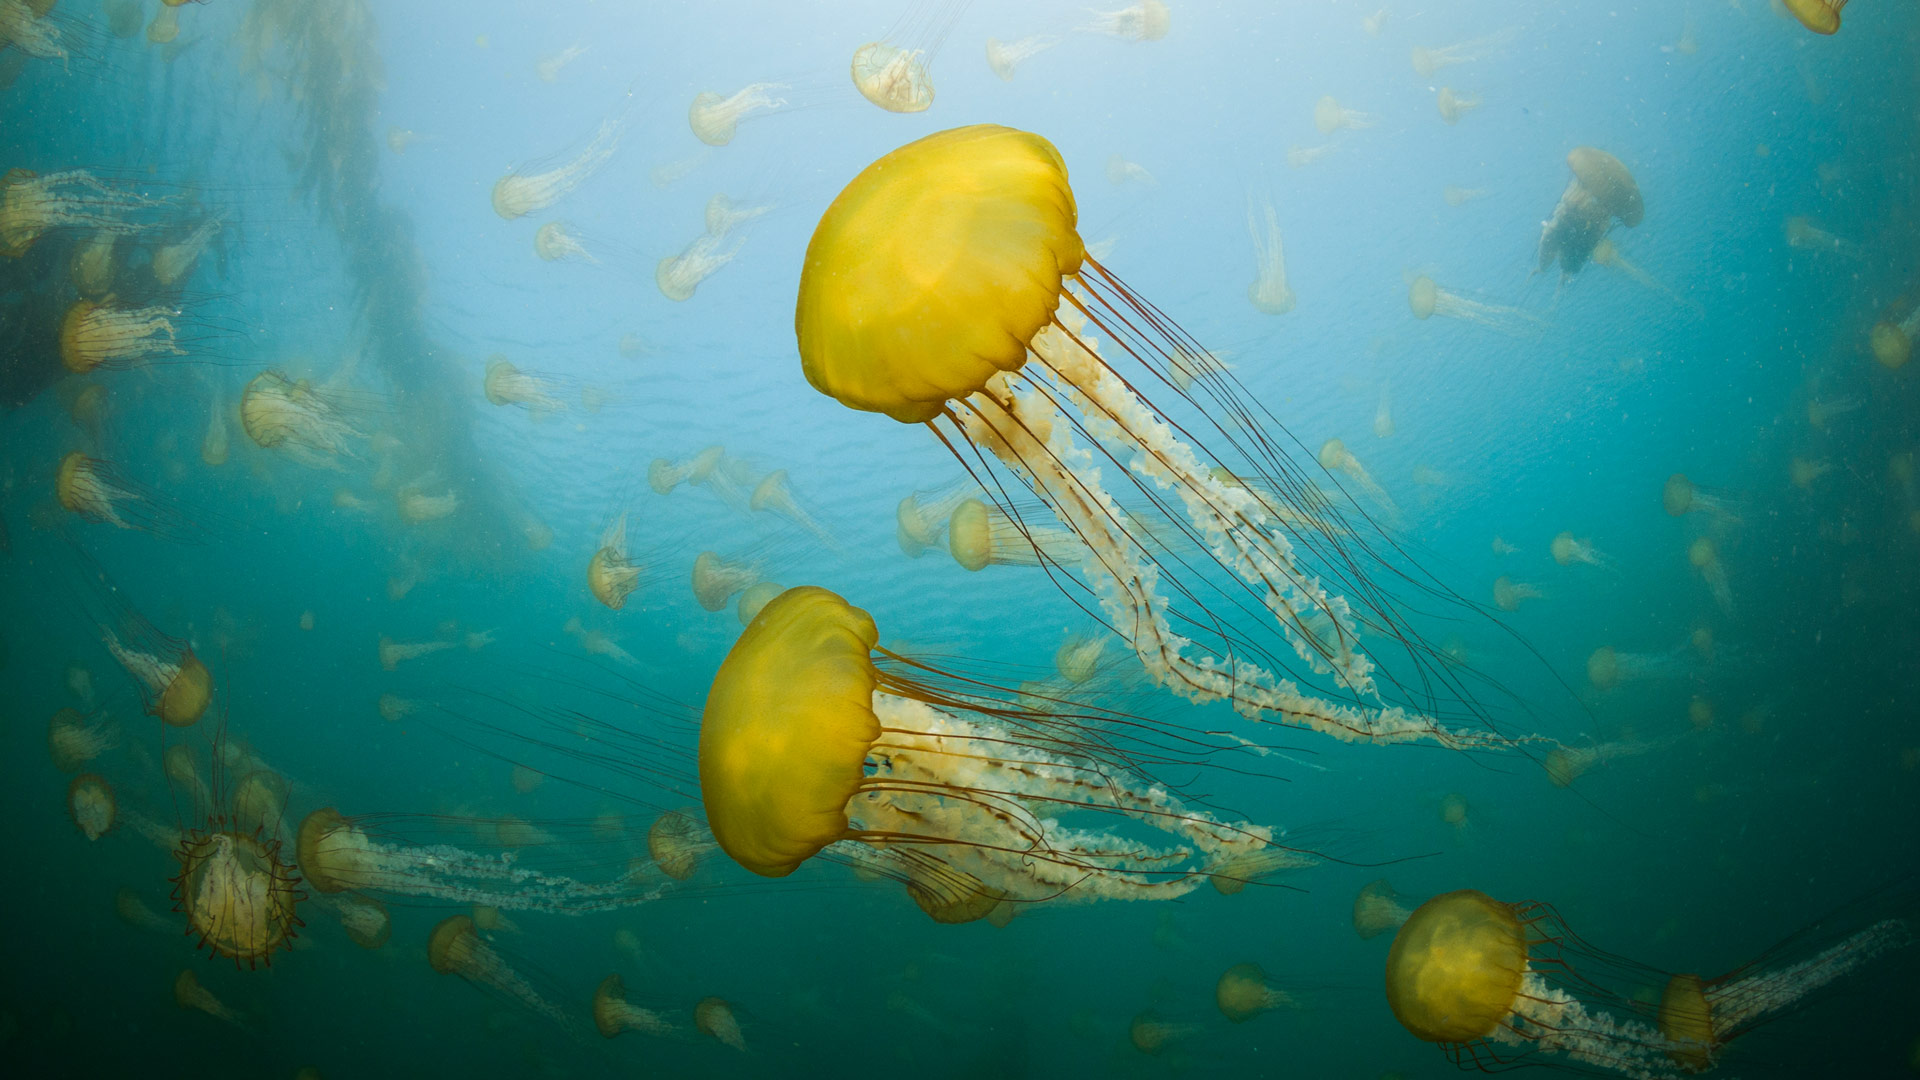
[2,1,1918,1077]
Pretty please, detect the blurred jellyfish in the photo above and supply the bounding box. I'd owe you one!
[1584,643,1692,692]
[1492,575,1541,612]
[745,470,832,545]
[151,216,223,289]
[0,0,68,65]
[68,774,116,840]
[377,635,454,670]
[1783,0,1847,34]
[1491,536,1518,556]
[0,168,170,257]
[1355,878,1418,939]
[1784,216,1858,258]
[84,581,212,727]
[429,915,577,1032]
[58,298,183,373]
[985,34,1057,80]
[1805,394,1861,431]
[1537,148,1644,280]
[692,550,761,613]
[1247,198,1296,315]
[1410,28,1519,77]
[1362,9,1388,35]
[947,496,1085,571]
[396,482,459,524]
[593,974,673,1039]
[1550,532,1610,569]
[648,807,713,881]
[200,386,230,467]
[146,3,179,44]
[688,84,787,147]
[483,356,568,416]
[319,893,391,949]
[47,707,115,773]
[492,110,623,219]
[533,221,593,263]
[1287,144,1336,169]
[1314,95,1374,134]
[386,127,418,154]
[69,230,118,298]
[895,481,979,558]
[1790,458,1831,491]
[1106,154,1156,187]
[1373,383,1395,438]
[1317,439,1396,517]
[1207,844,1320,895]
[232,769,291,838]
[240,371,370,467]
[117,886,175,934]
[535,42,586,83]
[649,444,755,508]
[56,452,199,539]
[1869,297,1920,371]
[1216,963,1299,1022]
[1543,738,1660,787]
[696,997,747,1051]
[657,230,742,302]
[1436,87,1481,125]
[1409,275,1543,337]
[1084,1,1171,42]
[1055,630,1112,685]
[1130,1012,1199,1055]
[1661,473,1740,523]
[589,513,646,611]
[736,581,784,626]
[1688,536,1733,615]
[705,192,770,237]
[1443,185,1488,206]
[563,616,641,666]
[174,970,245,1029]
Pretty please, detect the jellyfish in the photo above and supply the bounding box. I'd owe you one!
[47,707,115,773]
[1246,199,1296,315]
[1055,630,1112,684]
[1216,963,1299,1022]
[657,230,742,302]
[233,770,291,838]
[535,42,586,83]
[55,452,197,539]
[377,636,454,670]
[164,744,212,811]
[1536,148,1644,280]
[1584,643,1693,692]
[1372,383,1394,438]
[1106,154,1156,187]
[1083,1,1171,42]
[386,127,418,153]
[151,216,223,288]
[851,42,936,114]
[1491,537,1518,556]
[58,298,183,373]
[491,112,622,219]
[1492,575,1542,612]
[700,586,1288,919]
[174,970,245,1029]
[895,481,979,558]
[94,599,212,728]
[1207,844,1321,895]
[1443,185,1488,206]
[1314,95,1374,134]
[1287,144,1336,169]
[239,370,369,467]
[736,581,784,626]
[1543,738,1660,787]
[1805,394,1861,430]
[1869,297,1920,371]
[68,230,118,298]
[1410,29,1520,78]
[588,513,645,611]
[696,997,747,1051]
[1129,1012,1199,1055]
[1784,216,1858,258]
[318,893,390,949]
[1784,0,1847,34]
[704,193,770,238]
[564,616,642,666]
[1409,275,1543,337]
[428,915,576,1032]
[649,445,757,507]
[170,823,304,968]
[947,496,1085,571]
[1661,473,1740,523]
[1354,878,1418,939]
[692,551,760,613]
[1550,532,1611,569]
[1688,536,1733,615]
[117,886,176,934]
[986,34,1057,80]
[592,974,673,1039]
[1385,888,1910,1076]
[533,221,593,263]
[1317,439,1396,517]
[146,3,179,44]
[483,356,568,415]
[68,773,116,841]
[0,169,170,257]
[794,125,1544,751]
[1433,87,1482,125]
[396,482,459,525]
[0,0,68,64]
[1362,9,1388,35]
[1588,237,1694,312]
[200,388,230,468]
[688,84,787,147]
[744,469,835,547]
[647,808,711,882]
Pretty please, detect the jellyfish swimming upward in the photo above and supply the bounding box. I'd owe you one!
[700,586,1296,922]
[794,125,1533,752]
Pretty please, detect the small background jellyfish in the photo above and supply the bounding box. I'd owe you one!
[850,0,967,114]
[1408,274,1545,337]
[1246,195,1296,315]
[427,914,580,1034]
[491,98,627,220]
[65,551,214,728]
[688,83,788,147]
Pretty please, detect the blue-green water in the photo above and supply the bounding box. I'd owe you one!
[3,1,1918,1077]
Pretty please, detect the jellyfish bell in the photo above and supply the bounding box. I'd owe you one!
[428,915,576,1032]
[170,825,304,968]
[592,973,673,1039]
[240,370,372,467]
[1408,274,1544,337]
[1869,297,1920,371]
[48,707,116,773]
[1550,531,1610,569]
[58,297,184,373]
[1216,962,1298,1022]
[1,168,172,258]
[1354,878,1418,940]
[173,969,245,1029]
[1084,1,1171,42]
[1783,0,1846,34]
[647,807,710,881]
[895,480,978,558]
[532,221,594,264]
[985,34,1057,81]
[696,996,747,1051]
[67,773,116,840]
[1314,95,1374,134]
[688,84,787,147]
[491,109,623,220]
[55,451,202,541]
[735,581,783,626]
[1436,87,1481,125]
[946,496,1083,571]
[692,550,762,613]
[748,469,835,546]
[1537,147,1643,280]
[852,42,935,114]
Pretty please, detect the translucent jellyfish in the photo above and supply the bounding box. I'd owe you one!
[535,42,586,83]
[47,707,115,773]
[1409,275,1543,337]
[240,371,369,467]
[1287,144,1336,169]
[588,513,645,611]
[1246,199,1296,315]
[533,221,593,263]
[174,970,245,1029]
[1373,383,1395,437]
[1436,87,1481,125]
[696,997,747,1051]
[1207,843,1320,895]
[56,452,197,539]
[0,0,68,65]
[649,444,757,508]
[1317,439,1396,517]
[985,35,1057,80]
[1536,148,1644,280]
[201,387,230,467]
[1354,878,1418,939]
[947,496,1084,571]
[483,356,568,415]
[592,974,673,1039]
[68,773,116,840]
[1385,888,1910,1076]
[1585,643,1692,692]
[1492,575,1541,612]
[151,216,223,288]
[656,230,742,302]
[232,770,291,838]
[1805,394,1861,430]
[146,3,179,44]
[704,193,770,237]
[1688,536,1733,615]
[0,168,170,257]
[736,581,784,626]
[746,469,834,546]
[1589,237,1692,311]
[1784,215,1858,258]
[117,886,176,934]
[165,744,212,810]
[1314,95,1374,134]
[564,616,641,666]
[429,915,575,1032]
[58,298,183,373]
[1106,154,1156,187]
[692,551,761,612]
[1543,738,1660,787]
[318,893,390,949]
[1661,473,1740,523]
[1550,531,1610,569]
[643,808,709,881]
[1788,457,1832,491]
[1870,297,1920,371]
[386,127,418,154]
[491,112,622,219]
[1129,1012,1199,1055]
[68,230,118,298]
[1443,185,1488,206]
[1055,630,1112,684]
[1491,537,1518,556]
[1784,0,1847,34]
[396,482,460,525]
[1083,1,1171,42]
[1410,29,1520,78]
[1216,963,1299,1022]
[794,125,1543,751]
[852,42,935,114]
[1362,9,1388,36]
[688,84,787,147]
[377,635,454,670]
[699,586,1288,919]
[895,482,978,558]
[170,824,304,968]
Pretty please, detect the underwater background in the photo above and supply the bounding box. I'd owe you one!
[3,0,1919,1076]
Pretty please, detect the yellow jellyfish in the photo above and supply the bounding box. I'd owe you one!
[1537,148,1644,280]
[88,589,211,728]
[491,112,622,219]
[239,370,369,467]
[151,217,223,288]
[648,807,712,881]
[429,915,576,1031]
[1247,198,1296,315]
[894,481,979,558]
[1287,144,1336,169]
[69,230,118,297]
[1316,439,1396,518]
[58,298,183,373]
[1492,575,1542,612]
[1784,0,1847,34]
[735,581,783,626]
[1543,737,1662,787]
[377,635,454,670]
[1216,963,1299,1022]
[588,513,645,611]
[55,451,197,539]
[1443,185,1488,206]
[174,970,245,1029]
[1410,28,1520,78]
[170,822,304,968]
[656,230,742,302]
[1869,297,1920,371]
[649,444,757,508]
[1550,531,1611,569]
[67,773,116,841]
[1054,630,1112,685]
[1688,536,1733,615]
[1207,843,1321,895]
[0,0,69,64]
[1590,237,1694,311]
[1408,275,1543,337]
[483,356,568,415]
[1805,393,1861,431]
[1784,215,1858,257]
[985,34,1057,80]
[1314,95,1374,134]
[592,974,673,1039]
[315,892,391,949]
[699,586,1285,918]
[1585,643,1695,692]
[704,192,770,237]
[747,469,835,546]
[564,616,642,666]
[536,42,586,83]
[396,481,460,525]
[947,496,1083,571]
[1084,1,1171,42]
[1354,878,1418,939]
[696,996,748,1051]
[1492,536,1518,556]
[688,84,787,147]
[117,886,177,934]
[533,221,594,263]
[1,168,170,257]
[1386,889,1910,1076]
[1661,473,1740,523]
[146,3,179,44]
[1435,87,1481,125]
[690,550,761,613]
[47,707,115,773]
[1129,1012,1199,1056]
[794,125,1537,751]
